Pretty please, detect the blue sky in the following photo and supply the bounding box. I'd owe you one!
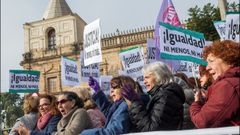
[1,0,225,92]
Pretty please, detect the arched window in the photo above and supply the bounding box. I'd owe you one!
[48,29,56,49]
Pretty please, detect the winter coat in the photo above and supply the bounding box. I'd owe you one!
[129,82,186,131]
[87,108,106,128]
[174,76,195,129]
[81,91,131,135]
[9,112,38,135]
[56,107,92,135]
[190,66,240,128]
[30,115,61,135]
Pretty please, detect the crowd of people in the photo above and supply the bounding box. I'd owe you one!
[9,40,239,135]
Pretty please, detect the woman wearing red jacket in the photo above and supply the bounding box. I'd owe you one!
[190,40,240,128]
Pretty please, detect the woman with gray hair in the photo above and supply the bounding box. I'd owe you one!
[122,61,186,131]
[55,91,92,135]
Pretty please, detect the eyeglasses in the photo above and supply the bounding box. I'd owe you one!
[56,99,70,105]
[38,103,50,108]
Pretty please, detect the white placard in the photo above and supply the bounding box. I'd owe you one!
[225,12,240,42]
[213,21,226,40]
[118,70,127,76]
[176,61,199,77]
[80,51,100,82]
[83,19,102,66]
[146,38,157,64]
[119,47,145,86]
[100,76,113,95]
[159,22,207,66]
[61,56,80,86]
[119,47,145,70]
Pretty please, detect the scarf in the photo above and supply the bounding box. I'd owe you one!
[37,112,53,129]
[58,106,79,129]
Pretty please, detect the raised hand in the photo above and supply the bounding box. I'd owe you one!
[194,89,207,102]
[88,76,100,93]
[121,84,140,102]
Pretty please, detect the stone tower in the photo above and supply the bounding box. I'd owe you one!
[21,0,154,94]
[21,0,86,93]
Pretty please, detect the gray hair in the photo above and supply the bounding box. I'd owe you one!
[142,61,174,85]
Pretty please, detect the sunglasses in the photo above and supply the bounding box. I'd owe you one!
[56,99,70,105]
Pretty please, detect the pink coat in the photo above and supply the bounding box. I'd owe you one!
[87,108,106,128]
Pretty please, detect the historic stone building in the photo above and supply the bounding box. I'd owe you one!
[20,0,154,94]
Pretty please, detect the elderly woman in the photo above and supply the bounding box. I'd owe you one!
[122,61,186,131]
[190,40,240,128]
[81,76,132,135]
[17,94,61,135]
[10,94,39,135]
[56,91,92,135]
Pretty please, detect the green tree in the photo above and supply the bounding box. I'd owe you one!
[185,3,221,41]
[227,1,240,12]
[185,2,239,41]
[0,93,23,128]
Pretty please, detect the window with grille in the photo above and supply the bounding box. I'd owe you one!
[48,29,56,49]
[47,77,57,92]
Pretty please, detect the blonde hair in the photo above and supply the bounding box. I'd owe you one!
[23,94,39,114]
[78,88,96,110]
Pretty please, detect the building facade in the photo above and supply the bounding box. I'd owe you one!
[20,0,154,94]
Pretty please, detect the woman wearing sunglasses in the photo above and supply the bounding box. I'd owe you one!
[17,94,61,135]
[55,91,92,135]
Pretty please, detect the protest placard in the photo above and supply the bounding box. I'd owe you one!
[225,12,240,42]
[80,51,100,82]
[61,56,80,86]
[146,38,157,64]
[159,22,207,66]
[119,46,145,85]
[100,76,113,95]
[214,21,226,40]
[83,19,102,66]
[154,0,182,71]
[9,70,40,93]
[119,47,144,73]
[176,61,199,77]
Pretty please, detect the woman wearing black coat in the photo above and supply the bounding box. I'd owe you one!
[122,61,186,132]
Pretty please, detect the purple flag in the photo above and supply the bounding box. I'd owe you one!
[154,0,182,71]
